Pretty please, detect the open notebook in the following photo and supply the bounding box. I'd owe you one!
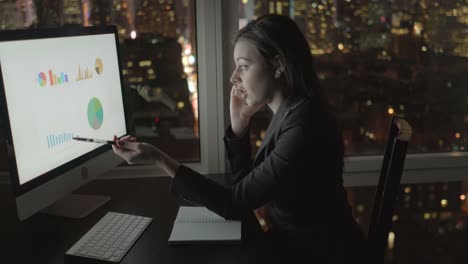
[168,206,241,244]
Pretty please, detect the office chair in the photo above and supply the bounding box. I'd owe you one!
[366,116,412,263]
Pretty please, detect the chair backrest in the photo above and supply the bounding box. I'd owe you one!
[367,116,412,263]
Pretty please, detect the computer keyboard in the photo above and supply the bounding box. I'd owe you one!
[66,212,152,262]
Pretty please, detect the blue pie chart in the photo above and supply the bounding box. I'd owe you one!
[87,97,103,130]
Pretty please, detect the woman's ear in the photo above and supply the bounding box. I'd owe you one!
[272,55,285,78]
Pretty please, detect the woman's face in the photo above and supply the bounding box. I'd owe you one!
[230,39,277,107]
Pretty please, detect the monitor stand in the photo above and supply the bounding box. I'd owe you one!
[41,194,110,219]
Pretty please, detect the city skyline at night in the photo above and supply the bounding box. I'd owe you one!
[1,1,468,262]
[239,0,468,157]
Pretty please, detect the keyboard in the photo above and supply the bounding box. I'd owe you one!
[66,212,152,262]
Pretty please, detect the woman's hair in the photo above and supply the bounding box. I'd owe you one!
[234,14,323,103]
[235,15,344,169]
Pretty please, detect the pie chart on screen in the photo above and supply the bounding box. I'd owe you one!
[87,97,103,130]
[38,72,47,87]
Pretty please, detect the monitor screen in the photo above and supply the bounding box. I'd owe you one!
[0,26,127,192]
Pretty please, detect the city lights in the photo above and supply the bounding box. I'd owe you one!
[441,199,448,208]
[424,212,431,220]
[404,187,411,193]
[356,204,365,213]
[177,101,185,109]
[413,22,423,35]
[184,66,192,73]
[255,140,262,148]
[139,60,151,67]
[188,55,195,64]
[387,232,395,249]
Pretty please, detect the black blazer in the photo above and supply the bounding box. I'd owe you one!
[170,95,365,262]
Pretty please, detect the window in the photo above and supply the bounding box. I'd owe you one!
[347,181,468,263]
[0,0,209,174]
[238,0,468,157]
[234,0,468,189]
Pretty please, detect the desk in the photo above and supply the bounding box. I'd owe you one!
[0,175,279,264]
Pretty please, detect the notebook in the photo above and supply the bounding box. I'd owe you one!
[168,206,241,245]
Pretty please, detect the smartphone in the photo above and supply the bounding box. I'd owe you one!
[72,136,116,145]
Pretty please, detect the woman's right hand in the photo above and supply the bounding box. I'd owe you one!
[112,135,181,177]
[230,86,264,137]
[112,135,160,165]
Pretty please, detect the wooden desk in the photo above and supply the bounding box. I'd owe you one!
[0,175,278,264]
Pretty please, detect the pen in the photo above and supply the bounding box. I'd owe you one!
[73,136,116,145]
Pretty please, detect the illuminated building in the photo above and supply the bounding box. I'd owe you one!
[0,1,18,29]
[134,0,178,38]
[63,0,82,25]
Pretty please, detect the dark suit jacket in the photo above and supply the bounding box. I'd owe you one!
[170,95,366,262]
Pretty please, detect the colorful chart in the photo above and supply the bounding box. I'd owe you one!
[37,72,47,87]
[37,70,68,87]
[47,132,73,149]
[76,65,93,81]
[87,97,103,130]
[95,58,103,75]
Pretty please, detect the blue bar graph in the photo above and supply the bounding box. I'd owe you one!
[47,132,74,149]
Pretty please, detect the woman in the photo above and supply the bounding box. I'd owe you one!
[113,14,366,263]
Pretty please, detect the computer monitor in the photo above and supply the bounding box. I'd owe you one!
[0,26,128,221]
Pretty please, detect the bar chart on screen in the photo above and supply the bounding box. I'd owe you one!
[46,132,74,149]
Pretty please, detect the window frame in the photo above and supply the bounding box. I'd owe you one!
[344,153,468,187]
[100,0,227,178]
